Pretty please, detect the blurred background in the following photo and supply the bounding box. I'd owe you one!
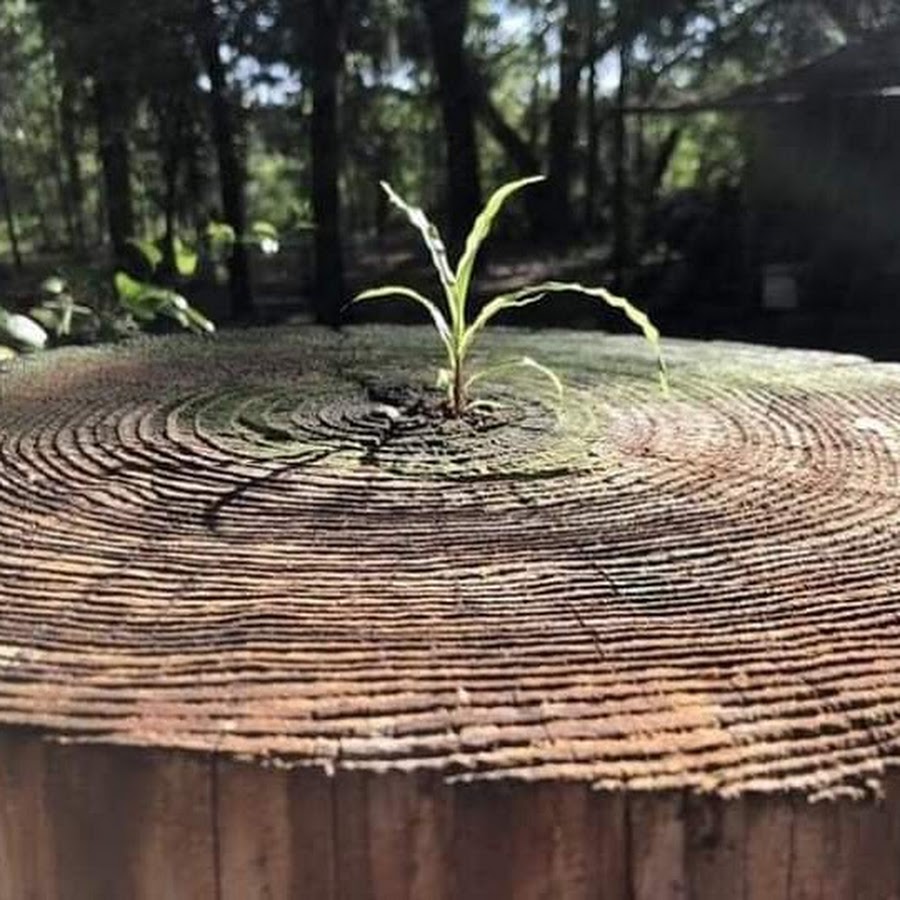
[1,0,899,356]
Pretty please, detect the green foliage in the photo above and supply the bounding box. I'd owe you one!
[0,306,47,356]
[352,177,667,416]
[664,113,746,191]
[173,237,199,277]
[114,271,214,334]
[29,276,97,339]
[117,235,215,334]
[205,221,237,254]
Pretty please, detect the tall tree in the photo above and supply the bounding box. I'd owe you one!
[612,2,633,289]
[94,77,135,261]
[310,0,346,326]
[546,0,587,239]
[196,0,254,319]
[421,0,482,255]
[0,137,22,270]
[57,75,86,251]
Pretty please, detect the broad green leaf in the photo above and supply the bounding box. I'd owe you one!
[41,275,66,295]
[207,221,236,250]
[127,238,163,271]
[351,285,453,355]
[251,220,279,240]
[173,237,199,277]
[379,181,457,324]
[454,175,545,320]
[28,306,57,329]
[115,272,171,321]
[114,270,143,302]
[0,308,47,350]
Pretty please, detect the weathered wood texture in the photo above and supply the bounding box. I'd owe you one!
[3,326,900,895]
[2,731,900,900]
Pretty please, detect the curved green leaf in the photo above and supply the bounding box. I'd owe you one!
[173,236,199,277]
[465,355,563,400]
[379,181,457,325]
[206,221,236,252]
[454,175,545,320]
[461,290,548,358]
[127,238,163,272]
[180,304,216,334]
[351,285,453,355]
[251,220,279,240]
[466,281,668,391]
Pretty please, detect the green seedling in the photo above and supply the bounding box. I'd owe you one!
[350,176,667,417]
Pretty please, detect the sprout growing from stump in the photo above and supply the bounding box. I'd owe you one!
[351,176,667,417]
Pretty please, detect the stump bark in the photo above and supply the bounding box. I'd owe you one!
[2,325,900,898]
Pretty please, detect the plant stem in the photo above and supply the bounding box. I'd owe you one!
[452,360,465,416]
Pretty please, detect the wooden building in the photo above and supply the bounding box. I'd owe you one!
[641,26,900,356]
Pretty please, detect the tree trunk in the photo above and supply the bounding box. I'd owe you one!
[583,0,600,231]
[0,137,22,270]
[196,0,253,320]
[422,0,482,257]
[161,142,180,279]
[612,31,632,290]
[310,0,346,327]
[474,86,543,238]
[60,77,86,253]
[47,103,76,251]
[547,0,586,241]
[94,79,135,264]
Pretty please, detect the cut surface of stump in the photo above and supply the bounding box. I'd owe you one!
[1,324,899,801]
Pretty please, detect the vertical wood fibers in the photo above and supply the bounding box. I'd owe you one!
[3,732,900,899]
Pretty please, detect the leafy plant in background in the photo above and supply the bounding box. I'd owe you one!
[1,273,104,359]
[0,304,47,359]
[117,240,212,335]
[114,270,214,335]
[27,275,105,343]
[203,219,281,279]
[0,219,281,361]
[351,176,668,417]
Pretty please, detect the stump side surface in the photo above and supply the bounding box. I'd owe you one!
[3,733,900,900]
[1,325,900,798]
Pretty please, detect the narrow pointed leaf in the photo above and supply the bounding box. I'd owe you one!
[350,285,453,354]
[465,355,563,400]
[461,291,548,357]
[468,281,668,391]
[180,304,216,334]
[455,175,545,316]
[379,181,457,322]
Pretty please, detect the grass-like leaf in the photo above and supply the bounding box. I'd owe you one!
[469,280,668,392]
[454,175,545,323]
[351,285,453,356]
[352,176,668,415]
[465,355,564,399]
[379,181,457,325]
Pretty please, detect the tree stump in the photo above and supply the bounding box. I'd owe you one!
[2,325,900,899]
